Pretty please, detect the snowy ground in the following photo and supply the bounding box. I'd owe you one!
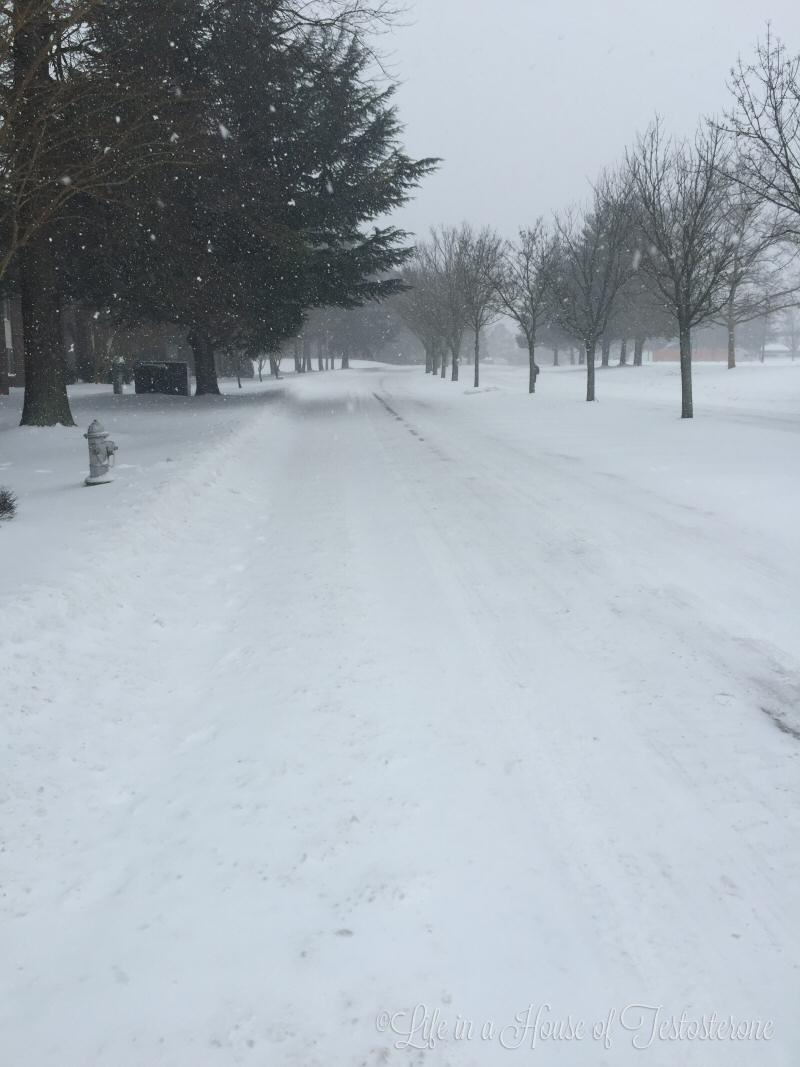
[1,361,799,1066]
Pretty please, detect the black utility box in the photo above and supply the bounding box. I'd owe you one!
[134,361,191,397]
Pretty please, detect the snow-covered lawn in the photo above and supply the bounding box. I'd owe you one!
[1,361,799,1066]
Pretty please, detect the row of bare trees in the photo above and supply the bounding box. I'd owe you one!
[398,30,800,419]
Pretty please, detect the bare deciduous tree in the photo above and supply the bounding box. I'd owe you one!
[458,224,503,389]
[495,220,556,393]
[550,171,636,402]
[396,256,448,374]
[723,29,800,244]
[627,120,738,418]
[713,188,799,367]
[425,225,469,381]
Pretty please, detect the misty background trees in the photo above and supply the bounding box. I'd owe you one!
[399,29,800,418]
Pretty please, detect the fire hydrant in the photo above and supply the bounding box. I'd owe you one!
[84,419,118,486]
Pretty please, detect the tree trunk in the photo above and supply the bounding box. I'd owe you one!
[14,6,74,425]
[19,234,75,425]
[190,328,220,395]
[633,336,645,366]
[424,345,432,374]
[619,338,628,366]
[553,346,559,367]
[341,351,350,369]
[473,331,480,388]
[528,342,539,394]
[601,338,611,367]
[585,339,596,402]
[724,285,737,369]
[269,355,280,378]
[578,346,585,366]
[679,319,693,419]
[441,346,447,379]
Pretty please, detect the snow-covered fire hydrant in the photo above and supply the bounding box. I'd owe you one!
[84,419,118,486]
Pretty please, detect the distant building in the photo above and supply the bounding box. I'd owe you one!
[652,339,793,363]
[762,343,791,358]
[652,343,728,363]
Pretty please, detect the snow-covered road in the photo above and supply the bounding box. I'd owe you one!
[2,363,799,1065]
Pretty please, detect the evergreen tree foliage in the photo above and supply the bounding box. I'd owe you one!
[61,2,437,394]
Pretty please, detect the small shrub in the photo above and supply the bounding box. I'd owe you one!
[0,487,17,521]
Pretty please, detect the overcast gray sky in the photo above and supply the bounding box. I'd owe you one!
[387,0,800,238]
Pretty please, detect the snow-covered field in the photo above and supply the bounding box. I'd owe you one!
[1,361,799,1066]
